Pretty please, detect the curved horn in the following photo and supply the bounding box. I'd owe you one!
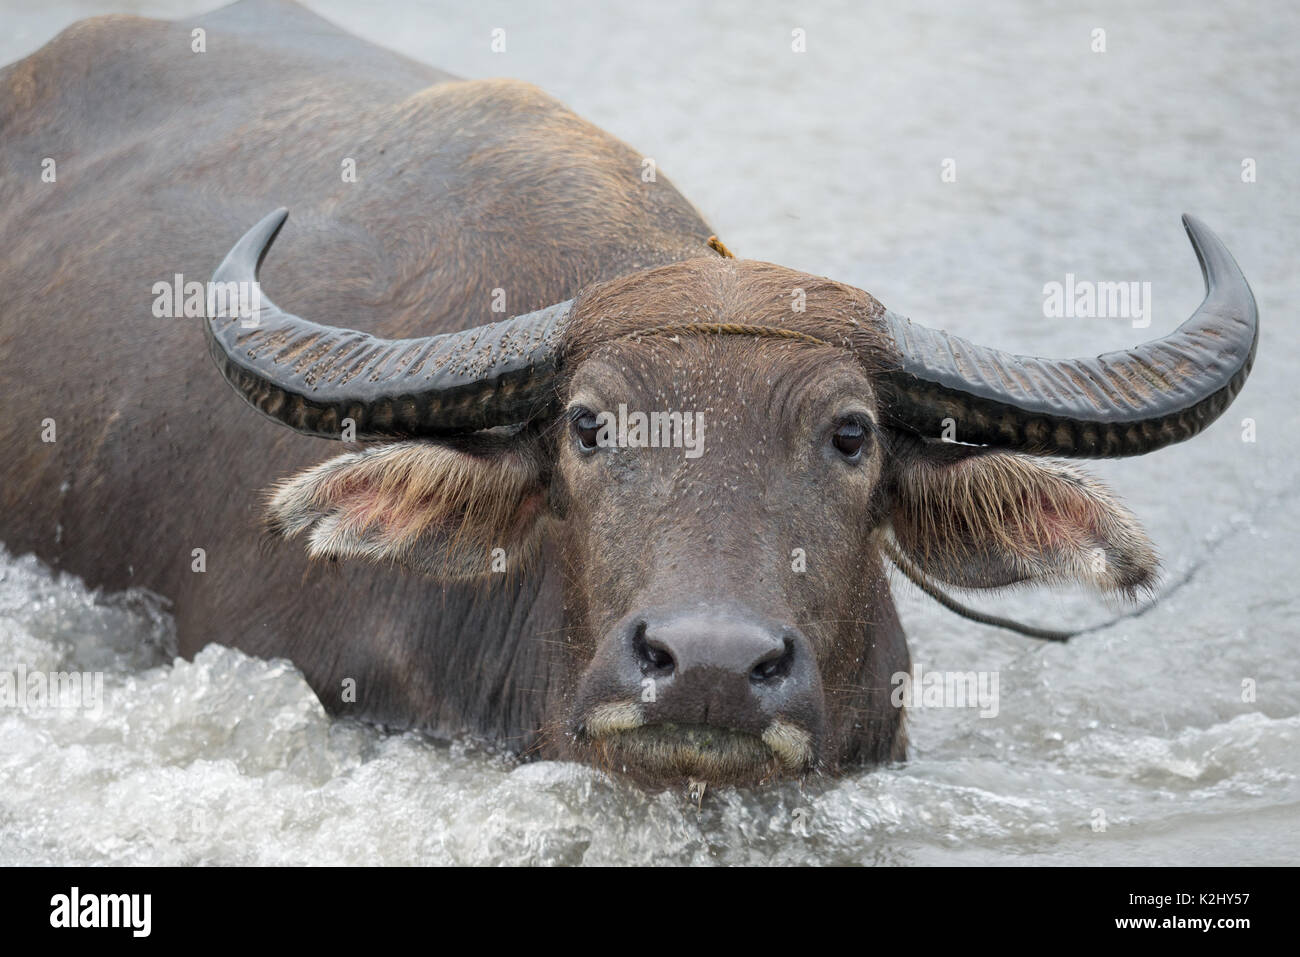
[206,209,570,438]
[878,215,1258,457]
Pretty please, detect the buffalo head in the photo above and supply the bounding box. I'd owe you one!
[203,209,1257,787]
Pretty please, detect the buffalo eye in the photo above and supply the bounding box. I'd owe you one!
[831,420,869,461]
[570,408,601,452]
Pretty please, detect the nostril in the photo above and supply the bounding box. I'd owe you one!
[751,637,795,683]
[632,621,675,674]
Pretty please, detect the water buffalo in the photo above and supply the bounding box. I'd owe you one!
[0,0,1257,788]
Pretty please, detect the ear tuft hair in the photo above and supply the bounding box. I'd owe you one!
[891,447,1159,599]
[266,441,547,580]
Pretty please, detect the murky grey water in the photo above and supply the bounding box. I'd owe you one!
[1,0,1297,865]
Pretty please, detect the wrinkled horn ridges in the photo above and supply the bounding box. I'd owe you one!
[878,215,1258,457]
[206,208,570,438]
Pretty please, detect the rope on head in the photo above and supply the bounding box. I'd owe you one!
[621,322,840,346]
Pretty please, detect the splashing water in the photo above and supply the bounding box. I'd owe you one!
[3,517,1297,866]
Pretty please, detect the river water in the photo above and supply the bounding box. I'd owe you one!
[2,0,1297,865]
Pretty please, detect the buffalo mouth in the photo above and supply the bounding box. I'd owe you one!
[582,706,814,787]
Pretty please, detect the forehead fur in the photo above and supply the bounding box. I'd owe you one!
[559,257,898,376]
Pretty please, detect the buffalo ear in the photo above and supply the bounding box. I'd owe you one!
[887,440,1158,597]
[265,437,549,580]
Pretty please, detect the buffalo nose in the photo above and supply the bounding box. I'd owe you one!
[633,617,795,684]
[607,609,821,735]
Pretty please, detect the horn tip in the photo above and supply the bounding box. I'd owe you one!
[1180,212,1212,245]
[256,206,290,247]
[215,207,290,284]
